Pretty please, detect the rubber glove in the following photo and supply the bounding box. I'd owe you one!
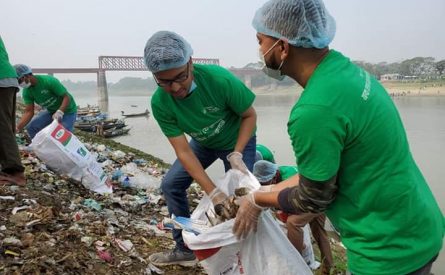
[52,110,64,121]
[227,152,248,174]
[209,188,236,220]
[233,192,264,239]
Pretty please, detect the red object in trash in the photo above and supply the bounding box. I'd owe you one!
[276,210,289,223]
[193,247,221,261]
[73,212,81,221]
[97,250,113,262]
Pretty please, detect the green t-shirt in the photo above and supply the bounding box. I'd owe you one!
[256,144,276,163]
[0,37,17,79]
[278,165,298,181]
[22,75,77,114]
[287,50,444,274]
[151,64,255,150]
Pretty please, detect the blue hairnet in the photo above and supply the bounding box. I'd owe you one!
[253,160,279,183]
[252,0,336,49]
[144,31,193,73]
[14,64,32,78]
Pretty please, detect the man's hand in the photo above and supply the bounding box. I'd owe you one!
[227,152,248,174]
[209,188,238,220]
[52,110,64,121]
[233,192,264,239]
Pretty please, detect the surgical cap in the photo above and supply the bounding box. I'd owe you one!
[252,0,336,49]
[253,160,279,183]
[14,64,32,78]
[144,31,193,73]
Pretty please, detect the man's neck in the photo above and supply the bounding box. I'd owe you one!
[284,47,330,88]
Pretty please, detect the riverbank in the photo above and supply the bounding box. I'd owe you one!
[2,105,347,274]
[250,80,445,97]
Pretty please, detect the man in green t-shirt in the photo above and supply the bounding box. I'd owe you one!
[253,160,333,274]
[144,31,257,266]
[14,64,77,139]
[255,144,276,163]
[0,36,26,186]
[233,0,444,274]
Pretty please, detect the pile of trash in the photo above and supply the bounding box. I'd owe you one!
[0,134,204,274]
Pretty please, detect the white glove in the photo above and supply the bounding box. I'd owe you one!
[233,192,264,239]
[227,152,248,174]
[52,110,64,121]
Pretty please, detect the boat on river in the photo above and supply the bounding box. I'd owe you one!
[121,109,150,118]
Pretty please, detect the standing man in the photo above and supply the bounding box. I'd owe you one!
[0,36,26,186]
[144,31,257,266]
[234,0,444,274]
[15,64,77,139]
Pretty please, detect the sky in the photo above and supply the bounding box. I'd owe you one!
[1,0,444,82]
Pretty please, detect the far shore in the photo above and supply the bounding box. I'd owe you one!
[251,81,445,97]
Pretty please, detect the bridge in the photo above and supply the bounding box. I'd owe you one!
[33,56,260,112]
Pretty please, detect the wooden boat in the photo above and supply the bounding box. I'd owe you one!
[75,119,126,132]
[102,127,131,138]
[121,109,150,118]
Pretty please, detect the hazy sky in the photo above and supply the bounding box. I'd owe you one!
[2,0,444,82]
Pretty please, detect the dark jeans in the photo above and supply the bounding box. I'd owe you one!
[0,87,24,174]
[161,136,256,251]
[348,254,438,275]
[26,110,77,139]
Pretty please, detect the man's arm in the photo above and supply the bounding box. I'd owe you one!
[254,174,338,213]
[16,104,35,132]
[233,106,256,153]
[168,135,216,195]
[58,94,70,113]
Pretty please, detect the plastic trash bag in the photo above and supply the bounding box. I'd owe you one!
[183,170,312,275]
[30,120,112,194]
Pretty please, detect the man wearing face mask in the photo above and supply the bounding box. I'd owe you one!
[144,31,257,266]
[14,64,77,139]
[233,0,444,274]
[0,36,26,186]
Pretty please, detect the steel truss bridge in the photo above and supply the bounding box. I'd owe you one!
[32,56,260,112]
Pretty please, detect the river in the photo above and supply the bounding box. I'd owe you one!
[76,93,445,273]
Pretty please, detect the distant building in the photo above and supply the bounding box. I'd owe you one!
[380,73,404,81]
[403,75,419,80]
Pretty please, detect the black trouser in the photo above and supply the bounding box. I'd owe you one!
[407,254,438,275]
[349,254,438,275]
[0,86,24,174]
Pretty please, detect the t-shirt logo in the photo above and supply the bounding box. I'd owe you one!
[202,106,220,114]
[41,89,50,95]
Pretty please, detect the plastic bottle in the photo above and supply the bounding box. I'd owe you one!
[122,176,130,188]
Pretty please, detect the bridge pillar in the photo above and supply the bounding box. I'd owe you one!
[97,70,109,113]
[244,74,252,89]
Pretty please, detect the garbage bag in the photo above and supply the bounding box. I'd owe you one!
[183,170,311,275]
[30,120,112,194]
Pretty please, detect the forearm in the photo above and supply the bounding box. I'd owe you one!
[234,108,256,153]
[176,150,216,195]
[277,174,338,214]
[270,174,299,192]
[17,111,34,131]
[254,191,281,208]
[58,95,70,113]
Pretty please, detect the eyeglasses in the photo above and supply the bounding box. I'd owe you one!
[153,63,190,87]
[18,76,26,83]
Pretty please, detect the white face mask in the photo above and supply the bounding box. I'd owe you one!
[19,81,31,88]
[259,40,285,81]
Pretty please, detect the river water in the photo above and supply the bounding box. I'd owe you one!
[76,94,445,273]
